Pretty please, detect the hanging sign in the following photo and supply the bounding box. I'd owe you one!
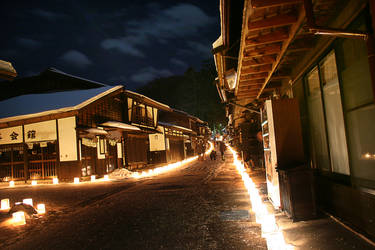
[24,120,57,142]
[0,126,23,145]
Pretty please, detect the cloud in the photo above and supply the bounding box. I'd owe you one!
[100,3,215,56]
[59,50,92,69]
[107,75,127,84]
[31,9,67,20]
[130,67,172,84]
[170,58,188,68]
[126,4,215,42]
[101,38,145,58]
[16,38,42,49]
[187,41,212,57]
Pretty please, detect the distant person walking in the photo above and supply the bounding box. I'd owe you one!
[219,141,226,161]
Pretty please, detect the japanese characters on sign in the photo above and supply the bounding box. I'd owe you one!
[24,120,57,142]
[0,126,23,145]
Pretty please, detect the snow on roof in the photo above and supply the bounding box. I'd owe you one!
[47,68,106,87]
[125,90,171,111]
[100,121,141,131]
[158,121,193,133]
[0,86,123,123]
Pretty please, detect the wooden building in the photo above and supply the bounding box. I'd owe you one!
[0,85,172,180]
[214,0,375,238]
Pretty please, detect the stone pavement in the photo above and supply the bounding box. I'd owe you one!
[223,147,375,250]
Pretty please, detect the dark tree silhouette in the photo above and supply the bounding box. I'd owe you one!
[137,61,226,130]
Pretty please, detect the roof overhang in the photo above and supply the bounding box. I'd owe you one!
[0,60,17,80]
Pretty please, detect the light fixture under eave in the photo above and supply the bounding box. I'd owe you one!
[224,69,238,91]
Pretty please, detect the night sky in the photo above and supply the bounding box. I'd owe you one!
[1,0,220,90]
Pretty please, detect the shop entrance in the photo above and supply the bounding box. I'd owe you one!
[0,144,25,180]
[27,141,57,179]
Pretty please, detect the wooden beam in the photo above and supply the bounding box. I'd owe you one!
[242,55,276,67]
[242,64,272,75]
[257,5,306,98]
[271,75,291,80]
[244,43,281,57]
[248,13,298,31]
[241,72,268,80]
[246,29,289,47]
[239,79,264,85]
[252,0,303,9]
[240,84,263,89]
[287,38,314,53]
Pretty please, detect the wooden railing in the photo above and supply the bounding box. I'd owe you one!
[0,162,25,180]
[29,159,57,179]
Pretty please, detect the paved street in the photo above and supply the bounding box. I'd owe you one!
[0,151,267,249]
[1,150,374,250]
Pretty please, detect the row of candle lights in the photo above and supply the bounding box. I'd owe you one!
[227,145,293,250]
[1,198,45,226]
[3,143,214,226]
[8,174,110,187]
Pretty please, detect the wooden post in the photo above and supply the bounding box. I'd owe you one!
[367,0,375,101]
[23,143,28,183]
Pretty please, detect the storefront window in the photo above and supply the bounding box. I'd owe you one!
[306,67,330,171]
[320,51,350,175]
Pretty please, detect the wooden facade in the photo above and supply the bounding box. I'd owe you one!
[214,0,375,239]
[0,83,209,181]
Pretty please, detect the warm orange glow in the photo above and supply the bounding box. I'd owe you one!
[23,198,33,207]
[37,204,46,214]
[31,180,37,186]
[74,177,80,184]
[1,198,10,210]
[227,145,293,250]
[132,141,213,179]
[9,181,15,187]
[91,175,96,182]
[12,211,26,226]
[53,178,59,184]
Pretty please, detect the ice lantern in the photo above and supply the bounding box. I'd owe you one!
[1,198,10,210]
[12,211,26,226]
[37,204,46,214]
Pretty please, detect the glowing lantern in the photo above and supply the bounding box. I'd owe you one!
[31,180,37,186]
[1,198,10,210]
[37,204,46,214]
[104,175,109,181]
[12,211,26,226]
[91,175,96,182]
[23,198,33,207]
[265,231,287,250]
[74,177,80,184]
[53,178,59,184]
[9,181,15,187]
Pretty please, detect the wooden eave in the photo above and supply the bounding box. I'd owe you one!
[235,0,354,103]
[235,0,304,101]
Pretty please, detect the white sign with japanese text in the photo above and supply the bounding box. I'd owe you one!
[0,126,23,145]
[58,116,77,162]
[149,126,165,151]
[24,120,57,142]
